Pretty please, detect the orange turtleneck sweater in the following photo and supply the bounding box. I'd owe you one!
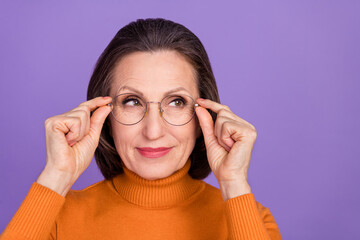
[1,160,282,239]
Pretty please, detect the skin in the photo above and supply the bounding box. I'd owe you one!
[195,99,254,200]
[108,50,201,180]
[37,50,256,201]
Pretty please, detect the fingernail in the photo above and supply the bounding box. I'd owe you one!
[103,96,112,100]
[197,98,205,102]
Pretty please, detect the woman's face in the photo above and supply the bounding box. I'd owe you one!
[109,50,201,180]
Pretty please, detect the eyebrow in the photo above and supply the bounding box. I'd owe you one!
[116,86,192,97]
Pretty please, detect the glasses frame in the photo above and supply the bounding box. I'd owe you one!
[107,92,199,126]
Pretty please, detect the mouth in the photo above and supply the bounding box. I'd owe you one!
[136,147,173,158]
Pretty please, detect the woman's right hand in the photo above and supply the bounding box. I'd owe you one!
[36,96,113,196]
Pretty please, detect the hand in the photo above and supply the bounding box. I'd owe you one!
[37,96,112,196]
[195,98,257,200]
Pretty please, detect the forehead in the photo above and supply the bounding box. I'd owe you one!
[110,50,198,98]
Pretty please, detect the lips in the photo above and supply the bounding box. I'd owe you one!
[137,147,172,158]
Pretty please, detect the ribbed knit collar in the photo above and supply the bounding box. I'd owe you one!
[112,159,203,208]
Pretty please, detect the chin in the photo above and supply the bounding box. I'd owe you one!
[138,169,172,180]
[127,149,178,180]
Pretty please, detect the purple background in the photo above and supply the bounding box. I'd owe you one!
[1,1,359,239]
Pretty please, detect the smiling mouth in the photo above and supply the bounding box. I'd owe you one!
[136,147,173,158]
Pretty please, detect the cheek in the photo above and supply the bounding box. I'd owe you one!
[111,127,141,163]
[110,120,138,154]
[176,121,198,145]
[112,126,136,145]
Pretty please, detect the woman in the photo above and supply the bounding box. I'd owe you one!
[1,18,282,239]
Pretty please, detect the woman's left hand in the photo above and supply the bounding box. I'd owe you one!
[195,98,257,200]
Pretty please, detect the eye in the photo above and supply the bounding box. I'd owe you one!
[122,96,143,107]
[169,98,186,107]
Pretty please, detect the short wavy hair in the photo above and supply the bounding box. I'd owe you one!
[87,18,220,180]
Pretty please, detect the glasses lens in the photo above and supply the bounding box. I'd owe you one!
[161,94,196,126]
[112,93,146,125]
[111,93,197,126]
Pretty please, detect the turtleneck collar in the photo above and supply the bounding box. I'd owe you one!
[112,159,204,209]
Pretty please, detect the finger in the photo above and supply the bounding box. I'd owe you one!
[196,98,230,114]
[63,117,82,145]
[197,98,256,130]
[219,121,239,151]
[194,106,217,147]
[65,110,89,143]
[196,99,243,127]
[223,121,257,147]
[86,104,112,145]
[47,116,81,146]
[71,96,112,145]
[78,96,113,113]
[214,116,231,138]
[214,117,236,151]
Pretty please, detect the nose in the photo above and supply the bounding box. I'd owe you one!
[141,102,165,140]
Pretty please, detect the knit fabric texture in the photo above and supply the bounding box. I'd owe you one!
[1,160,282,239]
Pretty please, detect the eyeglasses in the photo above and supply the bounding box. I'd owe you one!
[107,93,199,126]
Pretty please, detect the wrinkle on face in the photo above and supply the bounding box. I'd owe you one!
[108,50,201,180]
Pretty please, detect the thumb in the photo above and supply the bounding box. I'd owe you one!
[195,106,217,147]
[88,105,112,142]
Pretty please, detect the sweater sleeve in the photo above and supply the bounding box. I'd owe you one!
[0,182,65,240]
[224,193,282,240]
